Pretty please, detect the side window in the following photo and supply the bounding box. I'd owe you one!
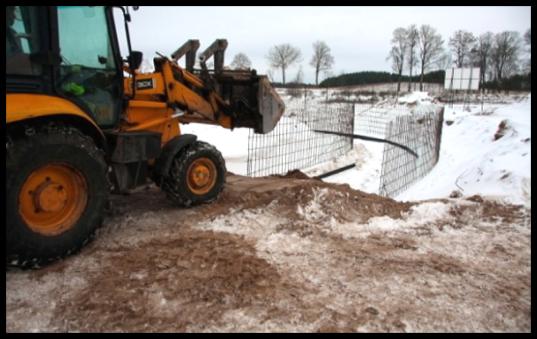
[57,6,115,69]
[6,6,42,75]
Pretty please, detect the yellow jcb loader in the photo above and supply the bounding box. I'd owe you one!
[6,6,284,267]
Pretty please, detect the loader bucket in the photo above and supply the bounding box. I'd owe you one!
[215,70,285,134]
[257,76,285,134]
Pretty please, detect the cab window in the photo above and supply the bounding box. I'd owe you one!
[6,6,42,75]
[57,6,116,69]
[56,6,120,127]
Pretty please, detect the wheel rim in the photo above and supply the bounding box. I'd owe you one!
[186,157,217,195]
[18,163,88,236]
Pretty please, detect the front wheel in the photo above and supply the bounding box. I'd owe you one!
[161,141,226,207]
[6,124,108,268]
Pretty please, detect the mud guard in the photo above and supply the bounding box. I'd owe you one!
[153,134,197,179]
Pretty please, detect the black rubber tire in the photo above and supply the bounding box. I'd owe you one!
[161,141,226,207]
[6,124,108,268]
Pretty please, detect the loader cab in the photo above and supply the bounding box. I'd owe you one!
[6,6,125,128]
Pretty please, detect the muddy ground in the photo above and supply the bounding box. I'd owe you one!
[6,173,531,332]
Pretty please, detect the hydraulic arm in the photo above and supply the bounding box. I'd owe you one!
[121,39,285,140]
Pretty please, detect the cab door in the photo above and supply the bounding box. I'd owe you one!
[55,6,123,128]
[6,6,52,93]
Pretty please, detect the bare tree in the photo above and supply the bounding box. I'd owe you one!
[470,32,494,85]
[449,30,476,67]
[490,31,521,81]
[417,25,445,91]
[287,65,304,97]
[387,27,408,94]
[293,65,304,84]
[524,28,531,74]
[309,41,334,86]
[435,52,451,71]
[266,43,302,85]
[323,69,334,81]
[230,52,252,70]
[406,25,419,92]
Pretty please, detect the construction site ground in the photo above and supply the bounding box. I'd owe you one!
[6,173,531,332]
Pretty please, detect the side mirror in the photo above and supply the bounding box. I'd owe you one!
[128,51,143,70]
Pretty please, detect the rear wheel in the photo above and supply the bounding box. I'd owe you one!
[6,124,108,268]
[161,141,226,206]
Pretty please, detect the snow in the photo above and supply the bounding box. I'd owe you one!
[397,94,531,207]
[332,201,452,237]
[397,91,433,105]
[303,90,532,208]
[309,141,383,193]
[182,89,531,207]
[296,188,331,222]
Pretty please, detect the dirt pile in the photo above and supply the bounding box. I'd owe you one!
[219,174,414,223]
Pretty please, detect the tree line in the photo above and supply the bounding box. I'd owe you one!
[226,25,530,91]
[320,70,445,87]
[386,25,531,92]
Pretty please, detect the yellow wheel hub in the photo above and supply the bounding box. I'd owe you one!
[18,164,88,236]
[186,157,217,195]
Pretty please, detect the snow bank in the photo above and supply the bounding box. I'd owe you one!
[398,91,433,105]
[397,94,531,207]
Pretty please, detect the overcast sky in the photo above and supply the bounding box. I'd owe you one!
[114,6,531,83]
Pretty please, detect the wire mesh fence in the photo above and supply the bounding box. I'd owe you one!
[246,103,354,177]
[377,105,444,197]
[247,87,444,198]
[354,104,395,138]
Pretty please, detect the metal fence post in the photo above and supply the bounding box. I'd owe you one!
[350,104,356,148]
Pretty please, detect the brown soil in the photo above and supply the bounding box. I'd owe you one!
[6,174,531,333]
[271,169,313,180]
